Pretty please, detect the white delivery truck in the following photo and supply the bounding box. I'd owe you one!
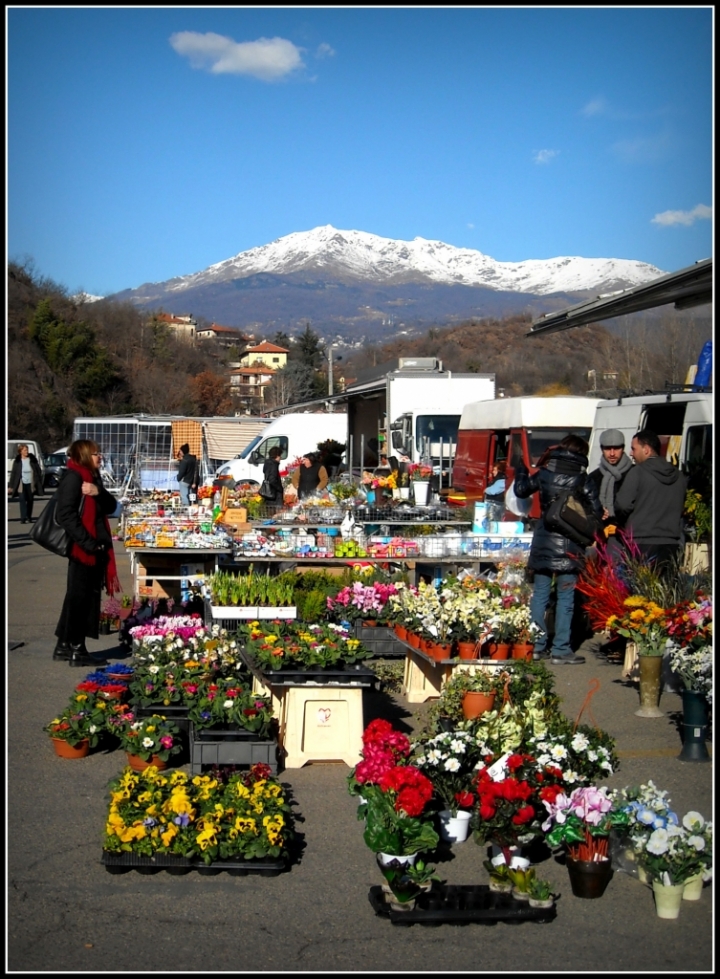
[588,391,712,472]
[342,358,496,480]
[211,412,348,486]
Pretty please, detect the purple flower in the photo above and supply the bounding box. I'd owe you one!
[143,817,157,827]
[173,813,190,826]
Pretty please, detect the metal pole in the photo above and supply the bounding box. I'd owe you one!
[360,435,365,474]
[328,345,334,397]
[439,437,443,490]
[349,435,353,479]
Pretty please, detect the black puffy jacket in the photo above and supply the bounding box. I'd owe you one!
[514,447,602,573]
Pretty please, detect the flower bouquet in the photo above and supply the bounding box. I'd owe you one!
[633,810,712,887]
[606,596,668,656]
[541,785,630,860]
[111,712,183,764]
[348,718,411,798]
[407,464,433,482]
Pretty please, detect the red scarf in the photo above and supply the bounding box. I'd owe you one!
[67,460,121,595]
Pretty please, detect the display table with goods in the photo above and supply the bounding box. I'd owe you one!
[238,619,377,768]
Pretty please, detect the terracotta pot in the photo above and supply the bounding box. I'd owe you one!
[118,606,133,620]
[363,620,378,627]
[511,642,534,661]
[407,632,421,649]
[394,624,408,641]
[126,752,168,772]
[461,690,496,720]
[485,642,511,660]
[457,641,480,660]
[51,737,90,759]
[434,642,452,662]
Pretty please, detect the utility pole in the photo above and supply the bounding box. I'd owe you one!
[328,344,334,397]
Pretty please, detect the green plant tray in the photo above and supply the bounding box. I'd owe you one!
[101,850,286,876]
[368,884,556,926]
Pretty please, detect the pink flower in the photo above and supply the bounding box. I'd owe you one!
[160,736,173,748]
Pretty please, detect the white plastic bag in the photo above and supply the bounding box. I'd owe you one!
[505,479,532,518]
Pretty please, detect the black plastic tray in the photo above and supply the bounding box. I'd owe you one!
[368,885,556,926]
[101,850,286,876]
[194,725,272,741]
[242,651,376,687]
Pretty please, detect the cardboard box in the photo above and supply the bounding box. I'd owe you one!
[222,506,248,524]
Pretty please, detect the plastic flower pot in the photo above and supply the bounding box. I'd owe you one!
[461,690,496,720]
[457,641,480,660]
[566,856,613,899]
[635,655,664,718]
[511,643,534,661]
[126,752,168,772]
[652,880,685,919]
[678,690,710,762]
[51,738,90,759]
[484,642,511,660]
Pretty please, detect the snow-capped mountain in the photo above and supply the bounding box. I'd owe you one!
[147,225,664,298]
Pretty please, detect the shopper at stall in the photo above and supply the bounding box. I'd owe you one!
[262,445,285,507]
[484,461,507,524]
[514,434,601,666]
[291,452,329,500]
[176,443,198,506]
[8,443,43,524]
[52,440,120,667]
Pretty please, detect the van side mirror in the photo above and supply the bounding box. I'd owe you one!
[391,431,406,451]
[249,451,260,465]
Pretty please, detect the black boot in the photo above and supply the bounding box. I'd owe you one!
[53,641,72,661]
[68,644,108,667]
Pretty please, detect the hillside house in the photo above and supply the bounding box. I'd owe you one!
[152,312,197,342]
[195,323,251,349]
[239,340,289,369]
[228,363,277,410]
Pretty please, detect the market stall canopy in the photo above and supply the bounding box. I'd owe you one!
[528,257,712,336]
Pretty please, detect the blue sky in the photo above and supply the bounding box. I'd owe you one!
[8,6,713,297]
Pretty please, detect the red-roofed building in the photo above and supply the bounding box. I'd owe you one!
[196,323,251,348]
[227,363,277,409]
[240,341,289,369]
[151,312,197,342]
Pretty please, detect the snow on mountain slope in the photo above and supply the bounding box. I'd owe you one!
[156,225,664,297]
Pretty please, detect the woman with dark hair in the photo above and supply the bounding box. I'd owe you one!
[52,439,121,667]
[176,443,198,506]
[262,445,285,507]
[291,451,329,500]
[514,434,601,666]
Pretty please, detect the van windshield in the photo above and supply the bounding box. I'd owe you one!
[527,428,592,465]
[239,435,263,460]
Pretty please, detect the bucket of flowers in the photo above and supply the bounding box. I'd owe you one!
[413,730,480,843]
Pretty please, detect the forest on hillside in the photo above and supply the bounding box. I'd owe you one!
[7,260,711,454]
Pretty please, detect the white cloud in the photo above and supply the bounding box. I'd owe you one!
[582,97,608,117]
[533,149,560,165]
[651,204,712,227]
[315,42,335,59]
[169,32,304,81]
[467,222,475,229]
[612,131,671,163]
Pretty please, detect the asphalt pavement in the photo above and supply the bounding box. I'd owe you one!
[6,495,714,973]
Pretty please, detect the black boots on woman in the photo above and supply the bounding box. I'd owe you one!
[53,640,107,666]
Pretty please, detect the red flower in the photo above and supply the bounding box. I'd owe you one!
[479,801,497,820]
[539,784,564,804]
[455,790,475,809]
[512,805,536,825]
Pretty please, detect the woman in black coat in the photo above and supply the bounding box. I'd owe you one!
[53,440,121,667]
[8,444,43,524]
[514,434,601,666]
[262,445,285,507]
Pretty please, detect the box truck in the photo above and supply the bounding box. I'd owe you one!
[341,358,495,481]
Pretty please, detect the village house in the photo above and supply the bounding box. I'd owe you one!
[239,340,289,369]
[195,322,252,348]
[152,312,197,342]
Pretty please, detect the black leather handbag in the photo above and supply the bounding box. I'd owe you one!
[30,486,83,557]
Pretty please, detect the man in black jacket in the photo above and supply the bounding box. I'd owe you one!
[514,435,602,666]
[614,429,686,573]
[176,443,198,506]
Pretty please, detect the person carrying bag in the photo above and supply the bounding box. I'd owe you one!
[52,440,121,667]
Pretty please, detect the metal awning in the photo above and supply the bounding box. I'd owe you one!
[528,257,712,336]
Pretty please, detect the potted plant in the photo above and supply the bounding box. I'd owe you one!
[607,595,669,717]
[360,762,439,862]
[408,464,433,505]
[347,719,412,801]
[413,730,479,840]
[507,864,536,901]
[45,699,105,758]
[111,711,183,770]
[527,875,555,908]
[119,594,135,620]
[187,677,274,738]
[541,785,630,899]
[448,669,502,720]
[483,855,513,893]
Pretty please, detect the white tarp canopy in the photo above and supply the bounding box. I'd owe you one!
[202,418,270,461]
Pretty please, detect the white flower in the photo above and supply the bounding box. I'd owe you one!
[599,758,613,770]
[142,737,154,749]
[563,769,580,784]
[444,758,461,772]
[449,739,467,754]
[426,749,442,765]
[223,699,234,709]
[89,724,97,734]
[587,750,598,762]
[536,753,551,766]
[687,835,706,851]
[148,665,160,675]
[683,811,705,832]
[130,721,142,731]
[549,744,568,761]
[647,828,670,855]
[571,733,590,752]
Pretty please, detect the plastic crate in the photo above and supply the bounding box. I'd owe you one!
[354,623,406,658]
[101,850,286,876]
[368,884,556,926]
[188,722,278,774]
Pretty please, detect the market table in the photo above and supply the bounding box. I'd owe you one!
[397,637,520,703]
[127,546,233,601]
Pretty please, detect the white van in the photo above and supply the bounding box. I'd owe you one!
[7,440,45,483]
[211,412,347,486]
[588,392,712,471]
